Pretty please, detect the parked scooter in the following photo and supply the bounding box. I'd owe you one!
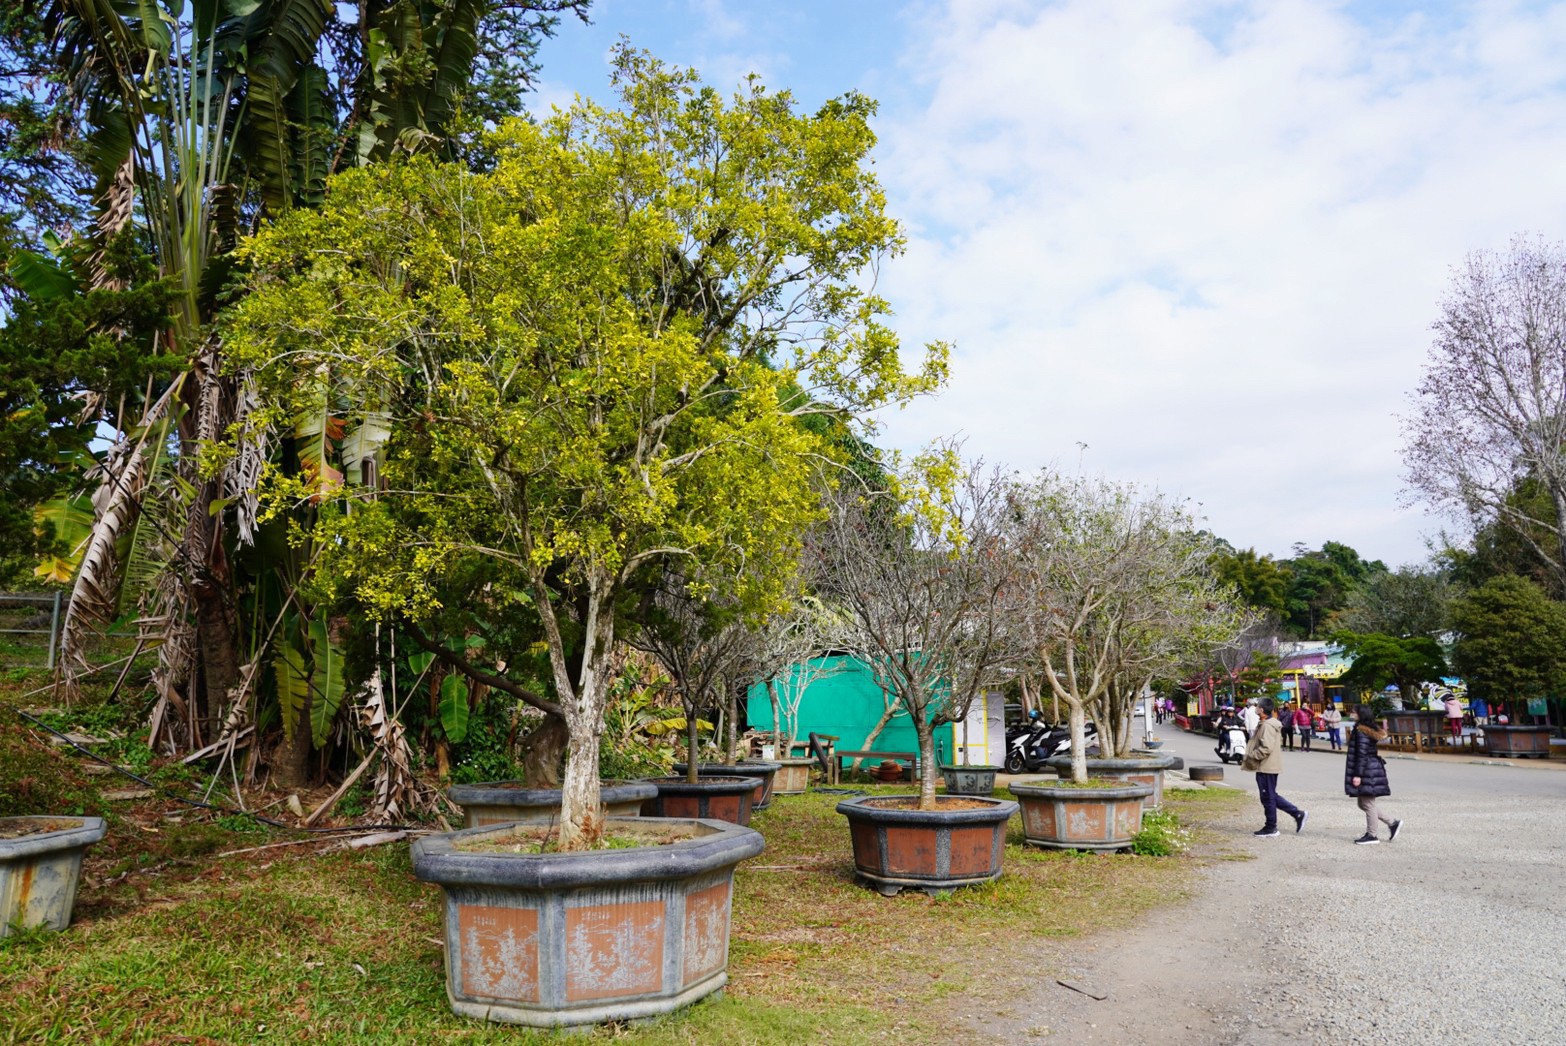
[1214,714,1248,764]
[1003,716,1098,774]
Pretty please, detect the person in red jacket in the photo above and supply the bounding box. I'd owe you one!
[1294,704,1315,752]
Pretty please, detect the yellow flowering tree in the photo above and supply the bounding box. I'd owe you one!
[225,47,945,848]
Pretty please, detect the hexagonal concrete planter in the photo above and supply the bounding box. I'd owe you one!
[642,776,759,826]
[1045,752,1179,809]
[0,816,106,936]
[412,816,764,1029]
[671,760,784,809]
[1008,780,1152,852]
[836,795,1018,896]
[1483,724,1553,758]
[939,765,1001,796]
[447,781,658,829]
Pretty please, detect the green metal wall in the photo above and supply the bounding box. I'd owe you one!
[746,655,921,754]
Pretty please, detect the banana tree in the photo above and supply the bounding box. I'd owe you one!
[22,0,583,786]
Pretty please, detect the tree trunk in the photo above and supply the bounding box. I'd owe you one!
[916,723,937,810]
[724,678,738,765]
[1067,701,1088,783]
[558,722,604,846]
[767,679,784,753]
[854,693,897,773]
[519,712,568,787]
[686,700,701,782]
[279,682,313,789]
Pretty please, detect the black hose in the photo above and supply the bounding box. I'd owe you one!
[15,708,412,835]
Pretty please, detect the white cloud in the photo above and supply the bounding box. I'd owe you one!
[870,0,1566,565]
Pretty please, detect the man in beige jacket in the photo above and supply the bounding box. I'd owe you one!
[1240,697,1307,838]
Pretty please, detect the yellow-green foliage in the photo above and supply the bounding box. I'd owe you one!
[225,47,946,637]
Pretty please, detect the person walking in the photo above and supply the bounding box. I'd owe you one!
[1345,705,1402,845]
[1241,697,1307,838]
[1444,693,1464,745]
[1295,703,1315,752]
[1241,701,1260,738]
[1279,701,1297,750]
[1322,704,1343,751]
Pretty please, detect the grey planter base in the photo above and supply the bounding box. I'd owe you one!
[0,816,106,935]
[412,816,763,1029]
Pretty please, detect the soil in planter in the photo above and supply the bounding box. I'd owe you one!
[1044,779,1131,790]
[454,822,700,854]
[0,817,79,840]
[860,796,999,811]
[469,779,636,790]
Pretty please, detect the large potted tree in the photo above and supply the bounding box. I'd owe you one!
[230,47,946,1028]
[816,461,1021,896]
[1008,474,1239,849]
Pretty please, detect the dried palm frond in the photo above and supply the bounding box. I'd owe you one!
[225,372,270,545]
[86,155,134,290]
[142,570,195,754]
[55,439,146,704]
[362,668,420,821]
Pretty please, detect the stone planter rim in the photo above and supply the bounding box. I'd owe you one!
[1044,752,1179,774]
[1483,723,1552,732]
[446,780,658,809]
[0,816,106,861]
[835,794,1018,825]
[672,760,784,774]
[646,775,759,794]
[411,815,763,890]
[937,764,1003,773]
[1007,780,1153,803]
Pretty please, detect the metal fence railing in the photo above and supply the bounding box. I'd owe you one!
[0,591,65,669]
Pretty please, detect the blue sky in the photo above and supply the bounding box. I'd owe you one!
[525,1,1566,568]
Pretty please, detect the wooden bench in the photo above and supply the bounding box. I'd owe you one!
[835,750,919,783]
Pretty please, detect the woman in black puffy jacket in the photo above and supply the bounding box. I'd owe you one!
[1344,705,1403,845]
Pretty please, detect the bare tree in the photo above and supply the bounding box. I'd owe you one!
[1211,614,1282,704]
[1009,473,1242,780]
[743,595,850,757]
[1404,236,1566,591]
[631,571,755,782]
[811,462,1021,809]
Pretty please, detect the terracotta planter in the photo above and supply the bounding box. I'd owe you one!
[939,765,1001,796]
[412,817,764,1028]
[1045,753,1178,809]
[1483,724,1553,758]
[643,776,759,825]
[1008,780,1152,851]
[0,816,106,936]
[447,781,659,829]
[836,795,1018,896]
[771,757,816,795]
[672,760,783,809]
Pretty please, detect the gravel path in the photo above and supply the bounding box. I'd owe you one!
[963,771,1566,1045]
[1223,784,1566,1046]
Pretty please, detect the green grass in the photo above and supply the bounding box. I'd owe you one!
[0,680,1251,1044]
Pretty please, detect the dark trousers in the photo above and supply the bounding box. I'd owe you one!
[1299,726,1312,751]
[1255,772,1301,830]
